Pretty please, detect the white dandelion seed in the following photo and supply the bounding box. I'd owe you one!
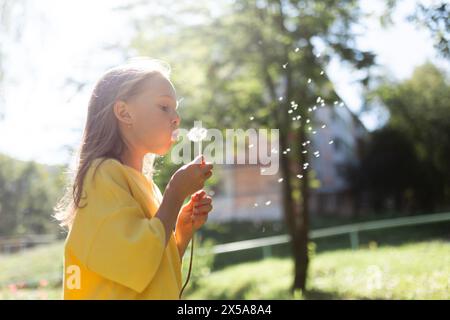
[307,78,312,84]
[296,174,303,179]
[265,200,272,206]
[320,70,324,75]
[278,178,284,183]
[329,140,334,144]
[321,124,326,129]
[249,116,254,121]
[295,47,300,52]
[282,62,288,69]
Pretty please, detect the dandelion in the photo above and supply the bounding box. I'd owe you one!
[320,70,324,75]
[306,119,310,124]
[278,178,284,183]
[302,150,307,154]
[249,116,254,121]
[286,148,291,152]
[295,47,300,52]
[321,124,326,129]
[316,97,321,103]
[329,140,334,144]
[278,96,284,101]
[296,174,303,179]
[188,125,207,158]
[288,109,293,114]
[265,200,272,206]
[307,78,312,84]
[296,115,301,120]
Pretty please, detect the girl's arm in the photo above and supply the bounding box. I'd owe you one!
[155,184,185,247]
[174,223,193,261]
[154,157,213,247]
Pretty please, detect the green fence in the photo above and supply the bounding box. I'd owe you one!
[196,211,450,258]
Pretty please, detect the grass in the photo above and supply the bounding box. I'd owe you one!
[184,240,450,299]
[0,240,448,299]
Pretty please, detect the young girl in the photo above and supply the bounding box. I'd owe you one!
[54,58,214,300]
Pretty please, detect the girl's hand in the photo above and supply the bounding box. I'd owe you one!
[176,190,213,235]
[168,155,213,200]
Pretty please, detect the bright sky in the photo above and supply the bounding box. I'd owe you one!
[0,0,448,166]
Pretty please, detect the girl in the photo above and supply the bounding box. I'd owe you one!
[54,58,214,300]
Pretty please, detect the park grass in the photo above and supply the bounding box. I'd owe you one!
[183,240,450,299]
[0,240,448,299]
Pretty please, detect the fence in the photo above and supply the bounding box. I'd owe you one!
[196,211,450,257]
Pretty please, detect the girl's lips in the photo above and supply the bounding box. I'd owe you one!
[171,129,179,142]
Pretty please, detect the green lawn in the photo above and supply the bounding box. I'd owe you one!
[0,240,449,299]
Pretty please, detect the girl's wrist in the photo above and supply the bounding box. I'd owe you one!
[176,219,194,239]
[165,179,186,206]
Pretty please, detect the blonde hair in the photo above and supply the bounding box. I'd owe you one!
[54,57,171,230]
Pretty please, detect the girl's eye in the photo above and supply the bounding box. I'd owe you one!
[159,105,169,112]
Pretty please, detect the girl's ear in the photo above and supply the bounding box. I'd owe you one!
[113,100,133,126]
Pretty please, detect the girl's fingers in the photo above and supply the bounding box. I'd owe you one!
[192,190,206,200]
[194,198,212,206]
[193,204,213,214]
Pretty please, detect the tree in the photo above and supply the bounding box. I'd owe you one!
[408,2,450,59]
[123,0,376,294]
[364,63,450,212]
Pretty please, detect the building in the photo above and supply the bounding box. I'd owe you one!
[208,102,369,223]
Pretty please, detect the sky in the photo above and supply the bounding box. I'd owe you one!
[0,0,448,166]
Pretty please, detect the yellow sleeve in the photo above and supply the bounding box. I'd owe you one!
[73,159,167,293]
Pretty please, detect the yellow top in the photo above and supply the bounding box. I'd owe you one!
[63,157,182,299]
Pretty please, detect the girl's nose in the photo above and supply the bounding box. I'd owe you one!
[172,113,180,127]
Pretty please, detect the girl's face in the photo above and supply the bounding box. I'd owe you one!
[124,74,180,156]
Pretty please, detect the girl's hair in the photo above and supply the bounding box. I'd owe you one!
[53,57,171,230]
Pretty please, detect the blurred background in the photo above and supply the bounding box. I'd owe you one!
[0,0,449,300]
